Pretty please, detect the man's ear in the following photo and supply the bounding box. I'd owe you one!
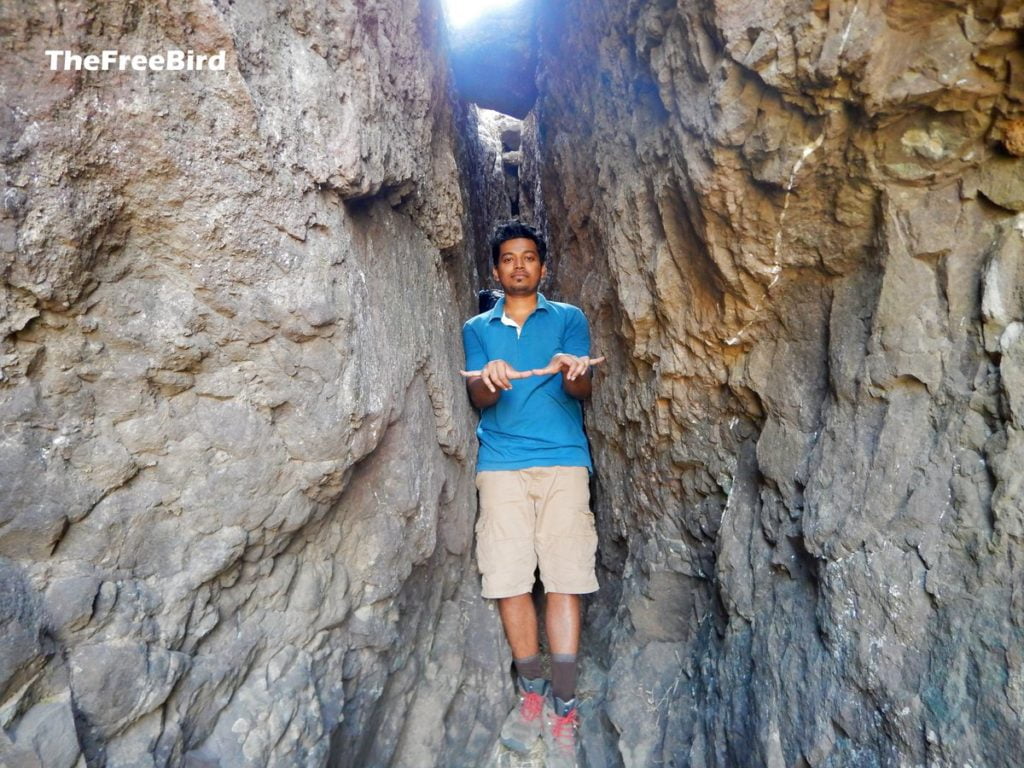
[492,266,500,283]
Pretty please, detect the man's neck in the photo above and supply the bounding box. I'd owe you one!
[503,292,538,322]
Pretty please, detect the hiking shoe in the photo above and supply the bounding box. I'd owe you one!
[542,695,579,768]
[500,676,548,753]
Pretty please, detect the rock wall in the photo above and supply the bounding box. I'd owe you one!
[531,1,1024,766]
[456,107,521,287]
[7,0,1024,765]
[0,1,509,766]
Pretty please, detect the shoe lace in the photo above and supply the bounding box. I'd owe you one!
[520,691,545,721]
[551,707,577,750]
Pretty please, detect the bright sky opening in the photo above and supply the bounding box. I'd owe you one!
[441,0,525,28]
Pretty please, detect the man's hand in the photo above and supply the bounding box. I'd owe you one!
[532,353,606,381]
[459,359,534,393]
[460,355,605,407]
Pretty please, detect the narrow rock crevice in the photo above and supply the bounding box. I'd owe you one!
[1,0,1023,766]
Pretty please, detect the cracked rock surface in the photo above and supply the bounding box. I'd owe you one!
[531,1,1024,766]
[5,0,1024,766]
[1,1,508,766]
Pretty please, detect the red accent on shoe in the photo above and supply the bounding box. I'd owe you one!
[550,707,577,749]
[521,691,545,721]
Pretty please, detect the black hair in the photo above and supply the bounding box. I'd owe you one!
[489,220,547,266]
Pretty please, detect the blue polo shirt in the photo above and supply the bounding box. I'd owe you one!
[462,293,593,472]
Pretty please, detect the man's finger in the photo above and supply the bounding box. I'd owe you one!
[533,357,567,375]
[480,370,496,393]
[530,364,559,376]
[494,363,513,390]
[470,356,605,381]
[578,356,606,378]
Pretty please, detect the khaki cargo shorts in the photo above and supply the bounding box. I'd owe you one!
[474,466,599,599]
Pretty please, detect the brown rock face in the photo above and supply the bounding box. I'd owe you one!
[0,1,507,765]
[5,0,1024,766]
[531,1,1024,767]
[1004,119,1024,156]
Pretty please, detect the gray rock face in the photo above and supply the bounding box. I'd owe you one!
[1,0,508,765]
[457,108,517,285]
[530,1,1024,766]
[0,558,83,768]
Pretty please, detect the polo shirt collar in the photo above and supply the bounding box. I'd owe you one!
[487,293,552,322]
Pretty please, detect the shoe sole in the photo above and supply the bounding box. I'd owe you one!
[499,735,533,754]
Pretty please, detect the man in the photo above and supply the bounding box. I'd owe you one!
[460,221,604,767]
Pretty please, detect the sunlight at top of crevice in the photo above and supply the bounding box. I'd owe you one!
[440,0,526,28]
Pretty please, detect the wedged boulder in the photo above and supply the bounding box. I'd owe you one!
[447,1,538,118]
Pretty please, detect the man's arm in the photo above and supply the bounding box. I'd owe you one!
[562,360,596,400]
[465,376,501,409]
[460,359,536,409]
[461,322,497,409]
[557,306,601,400]
[531,353,605,401]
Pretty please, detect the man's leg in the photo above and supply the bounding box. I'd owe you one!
[534,467,597,766]
[475,470,548,753]
[545,593,580,654]
[498,593,544,680]
[475,470,541,672]
[545,593,580,702]
[496,592,548,753]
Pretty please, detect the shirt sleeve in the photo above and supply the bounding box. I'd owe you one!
[462,321,488,371]
[561,307,591,357]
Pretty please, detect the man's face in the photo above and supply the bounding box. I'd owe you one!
[492,237,546,296]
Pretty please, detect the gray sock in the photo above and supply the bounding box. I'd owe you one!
[514,653,544,682]
[551,653,577,702]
